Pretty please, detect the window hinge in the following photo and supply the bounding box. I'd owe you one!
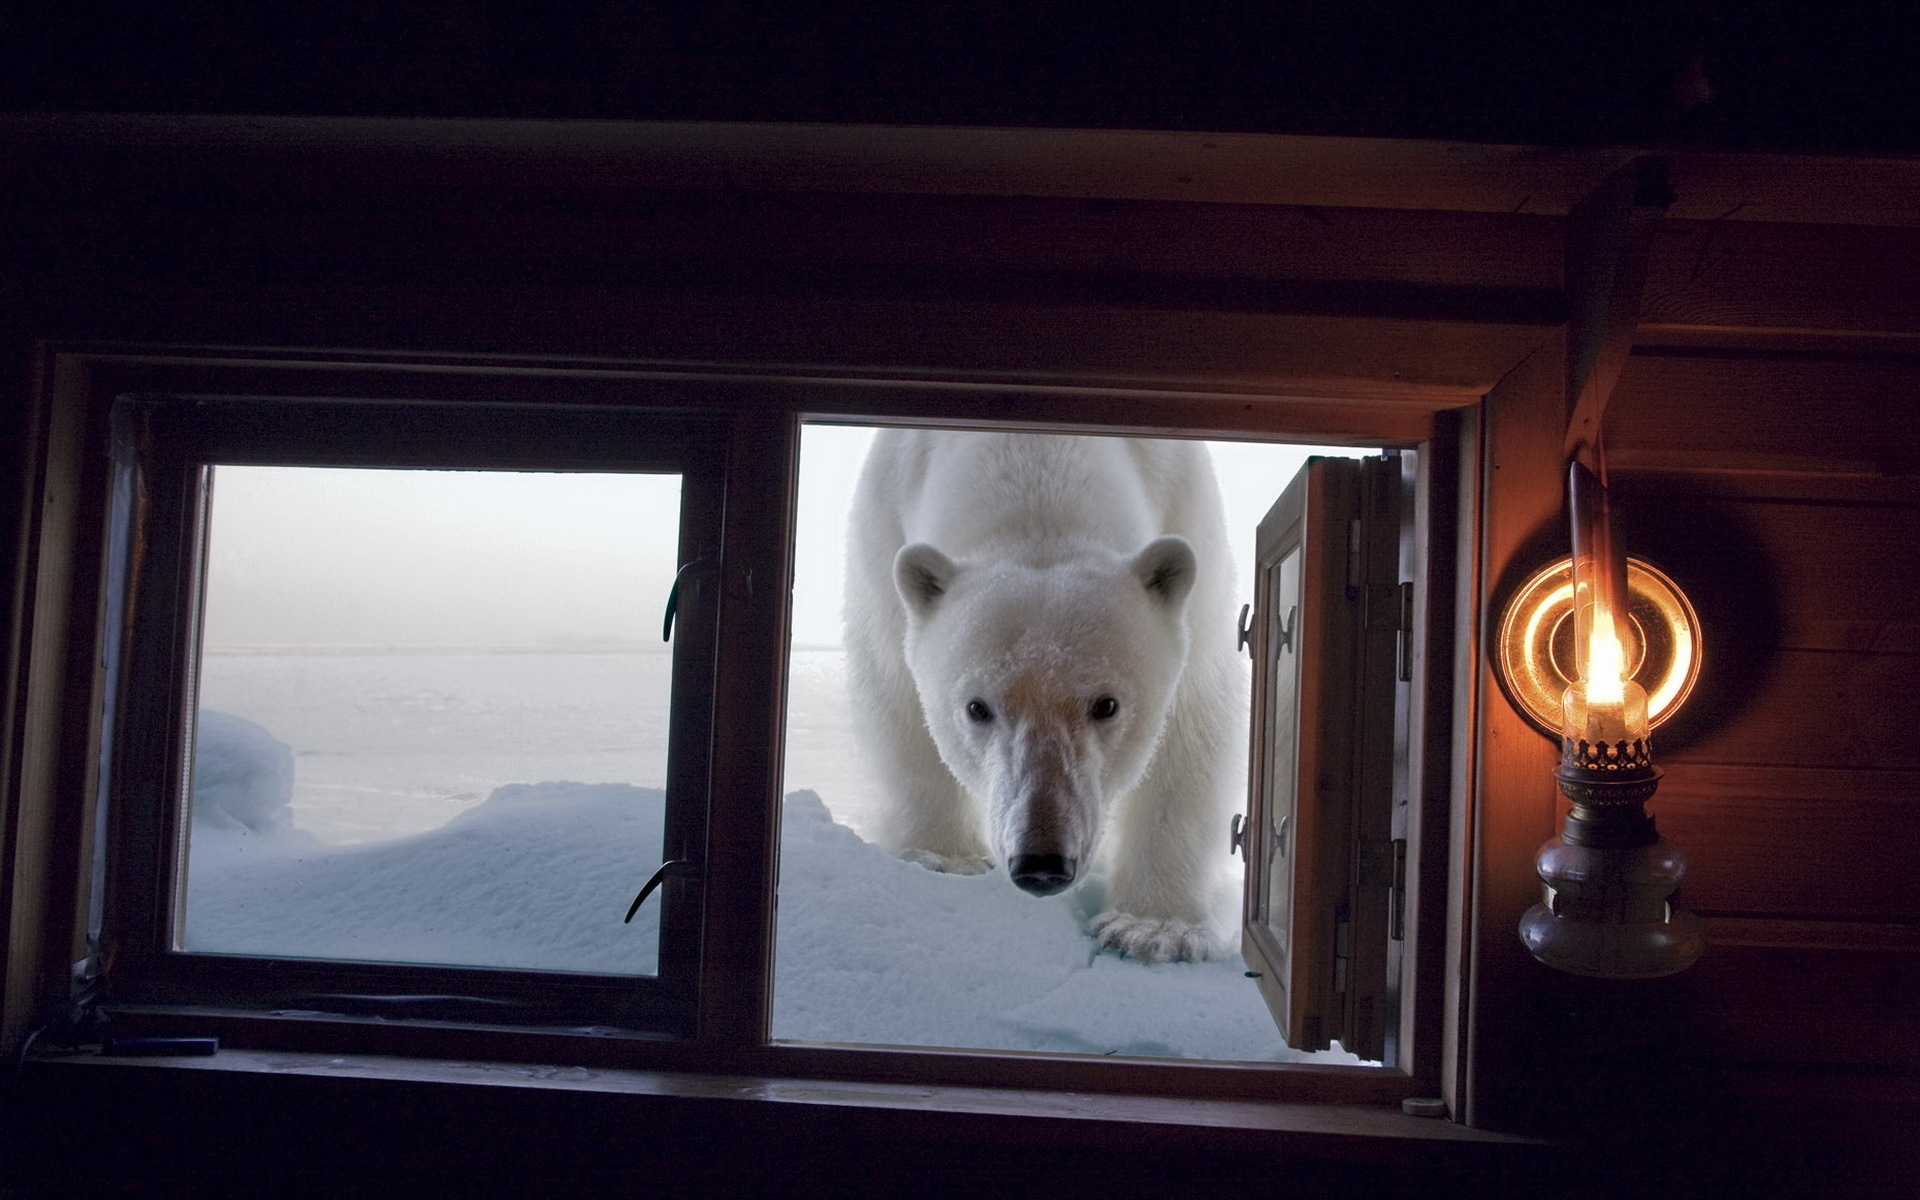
[1346,518,1363,598]
[1396,581,1416,682]
[1358,837,1408,941]
[1357,838,1394,888]
[1390,837,1409,941]
[1332,904,1352,996]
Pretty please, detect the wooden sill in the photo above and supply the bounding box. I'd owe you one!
[24,1047,1538,1162]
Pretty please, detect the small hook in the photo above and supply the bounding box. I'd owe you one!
[662,559,715,642]
[1240,603,1297,655]
[624,859,700,924]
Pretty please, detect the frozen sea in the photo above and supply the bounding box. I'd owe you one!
[187,647,1363,1065]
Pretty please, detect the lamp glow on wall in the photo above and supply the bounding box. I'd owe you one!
[1498,462,1707,979]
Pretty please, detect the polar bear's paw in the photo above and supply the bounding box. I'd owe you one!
[901,848,994,876]
[1090,911,1229,963]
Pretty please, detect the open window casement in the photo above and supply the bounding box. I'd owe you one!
[1241,454,1411,1062]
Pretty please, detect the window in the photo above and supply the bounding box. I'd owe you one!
[184,464,684,978]
[99,393,726,1036]
[1242,453,1415,1062]
[771,424,1390,1064]
[33,350,1450,1106]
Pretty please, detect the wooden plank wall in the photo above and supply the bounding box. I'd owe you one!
[1574,218,1920,1186]
[1607,339,1920,1025]
[1458,211,1920,1195]
[1615,355,1919,891]
[8,119,1920,1193]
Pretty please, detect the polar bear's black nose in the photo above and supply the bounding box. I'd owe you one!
[1008,854,1077,896]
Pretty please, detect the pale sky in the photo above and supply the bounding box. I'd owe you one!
[200,467,684,649]
[200,431,1374,651]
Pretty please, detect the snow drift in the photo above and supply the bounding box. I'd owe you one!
[184,711,1359,1063]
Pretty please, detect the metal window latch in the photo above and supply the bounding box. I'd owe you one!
[661,558,717,642]
[1236,603,1296,657]
[624,859,702,924]
[1231,813,1288,862]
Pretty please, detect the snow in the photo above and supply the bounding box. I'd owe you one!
[184,713,1360,1064]
[189,710,297,834]
[773,789,1334,1060]
[186,779,665,976]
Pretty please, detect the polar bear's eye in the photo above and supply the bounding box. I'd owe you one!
[1090,696,1119,721]
[966,699,994,723]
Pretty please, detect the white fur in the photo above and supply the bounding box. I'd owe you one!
[844,431,1243,962]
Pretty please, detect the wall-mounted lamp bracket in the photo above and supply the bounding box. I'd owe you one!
[1500,158,1702,980]
[1564,156,1673,470]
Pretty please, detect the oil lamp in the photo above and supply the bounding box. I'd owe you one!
[1515,462,1705,978]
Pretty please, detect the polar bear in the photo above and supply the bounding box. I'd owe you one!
[844,430,1243,962]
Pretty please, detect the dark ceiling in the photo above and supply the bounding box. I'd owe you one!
[4,3,1917,152]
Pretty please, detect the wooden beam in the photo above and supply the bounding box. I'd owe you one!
[1562,158,1672,469]
[5,114,1919,227]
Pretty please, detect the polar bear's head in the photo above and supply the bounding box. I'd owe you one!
[894,536,1197,897]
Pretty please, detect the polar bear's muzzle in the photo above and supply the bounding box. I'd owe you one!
[993,739,1094,897]
[1008,853,1078,896]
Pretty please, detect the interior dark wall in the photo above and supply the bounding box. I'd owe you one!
[4,2,1917,152]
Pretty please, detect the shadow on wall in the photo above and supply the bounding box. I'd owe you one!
[1614,489,1780,756]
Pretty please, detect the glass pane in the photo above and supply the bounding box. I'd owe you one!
[181,466,682,976]
[1260,547,1302,942]
[771,426,1373,1063]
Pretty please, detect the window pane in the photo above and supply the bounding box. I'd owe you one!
[1261,546,1303,941]
[772,426,1373,1062]
[181,466,682,976]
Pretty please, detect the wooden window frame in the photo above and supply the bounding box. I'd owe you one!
[97,393,730,1037]
[11,343,1465,1111]
[1242,452,1416,1063]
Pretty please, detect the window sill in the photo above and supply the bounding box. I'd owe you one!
[22,1046,1538,1163]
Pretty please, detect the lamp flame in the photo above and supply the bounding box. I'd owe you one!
[1563,459,1649,747]
[1587,608,1627,706]
[1567,459,1630,698]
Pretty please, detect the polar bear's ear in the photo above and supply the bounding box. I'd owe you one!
[1131,536,1197,609]
[895,543,959,617]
